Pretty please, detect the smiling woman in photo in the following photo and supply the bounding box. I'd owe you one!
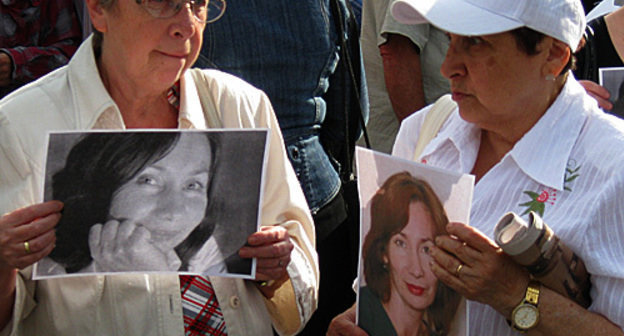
[359,172,461,336]
[38,132,227,275]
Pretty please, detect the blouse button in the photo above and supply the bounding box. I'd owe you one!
[229,295,240,309]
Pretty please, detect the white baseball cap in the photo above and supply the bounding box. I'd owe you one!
[391,0,586,50]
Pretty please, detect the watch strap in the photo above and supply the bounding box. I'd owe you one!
[525,281,540,305]
[510,280,541,332]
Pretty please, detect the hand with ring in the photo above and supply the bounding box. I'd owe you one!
[429,222,530,316]
[455,263,464,277]
[0,201,64,271]
[238,225,293,298]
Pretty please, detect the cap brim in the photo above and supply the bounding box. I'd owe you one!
[391,0,524,36]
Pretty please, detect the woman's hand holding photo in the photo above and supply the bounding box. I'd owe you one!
[429,222,530,318]
[326,304,368,336]
[239,225,294,298]
[0,201,63,271]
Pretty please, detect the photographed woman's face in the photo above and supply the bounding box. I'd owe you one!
[108,133,211,251]
[385,201,438,311]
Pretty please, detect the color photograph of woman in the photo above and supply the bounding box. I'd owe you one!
[35,130,267,278]
[356,148,473,336]
[359,172,461,336]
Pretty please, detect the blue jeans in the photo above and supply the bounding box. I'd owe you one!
[196,0,351,214]
[196,2,368,332]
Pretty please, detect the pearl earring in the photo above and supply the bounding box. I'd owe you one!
[545,74,555,81]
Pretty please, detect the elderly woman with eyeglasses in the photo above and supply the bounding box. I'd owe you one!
[0,0,318,335]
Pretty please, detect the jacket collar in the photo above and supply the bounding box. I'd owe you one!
[67,36,123,129]
[179,70,208,129]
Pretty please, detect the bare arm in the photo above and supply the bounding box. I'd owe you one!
[579,80,613,110]
[0,201,63,330]
[527,287,622,336]
[380,33,425,121]
[431,222,623,336]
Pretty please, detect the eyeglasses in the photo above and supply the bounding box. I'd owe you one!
[135,0,227,24]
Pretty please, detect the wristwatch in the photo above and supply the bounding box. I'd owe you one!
[511,280,541,332]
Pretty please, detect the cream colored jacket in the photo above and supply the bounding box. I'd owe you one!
[0,36,318,336]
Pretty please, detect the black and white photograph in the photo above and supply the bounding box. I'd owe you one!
[356,147,474,336]
[34,130,268,280]
[599,66,624,117]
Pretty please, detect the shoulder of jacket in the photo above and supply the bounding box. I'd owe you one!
[191,68,265,98]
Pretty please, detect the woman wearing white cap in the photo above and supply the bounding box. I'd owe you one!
[329,0,624,335]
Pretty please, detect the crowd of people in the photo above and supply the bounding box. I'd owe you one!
[1,0,624,335]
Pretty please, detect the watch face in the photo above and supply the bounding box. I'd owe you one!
[513,304,539,329]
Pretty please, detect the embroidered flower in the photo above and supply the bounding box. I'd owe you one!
[519,188,557,217]
[536,190,548,203]
[518,159,580,217]
[564,159,581,192]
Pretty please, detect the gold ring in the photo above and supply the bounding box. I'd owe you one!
[455,263,463,277]
[24,241,31,254]
[257,280,275,287]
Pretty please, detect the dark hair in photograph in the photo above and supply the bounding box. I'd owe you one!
[362,172,461,335]
[48,132,218,273]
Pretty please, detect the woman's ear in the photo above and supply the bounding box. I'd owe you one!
[86,0,109,34]
[541,37,571,78]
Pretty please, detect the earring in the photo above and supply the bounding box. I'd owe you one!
[382,262,388,271]
[545,74,555,81]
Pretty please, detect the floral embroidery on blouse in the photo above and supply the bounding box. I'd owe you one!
[518,159,581,216]
[519,188,557,216]
[564,159,581,192]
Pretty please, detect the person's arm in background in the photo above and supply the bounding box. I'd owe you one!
[380,33,424,121]
[579,80,614,110]
[575,7,624,112]
[0,0,81,88]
